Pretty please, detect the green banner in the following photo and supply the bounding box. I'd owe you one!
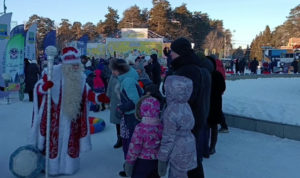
[3,34,25,82]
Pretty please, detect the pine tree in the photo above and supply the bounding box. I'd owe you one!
[57,19,72,49]
[250,26,273,61]
[71,22,83,41]
[96,20,105,35]
[149,0,171,36]
[287,4,300,37]
[141,8,149,26]
[250,33,264,60]
[191,12,211,51]
[262,25,272,46]
[119,5,145,28]
[251,4,300,55]
[102,7,119,37]
[244,45,251,61]
[168,3,192,40]
[82,22,98,41]
[232,47,244,59]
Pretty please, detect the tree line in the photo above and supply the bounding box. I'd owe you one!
[24,0,232,56]
[250,4,300,60]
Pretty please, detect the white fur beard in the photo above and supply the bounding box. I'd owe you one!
[62,64,84,121]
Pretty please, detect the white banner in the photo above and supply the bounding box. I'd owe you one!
[121,28,148,39]
[25,23,37,60]
[0,13,12,87]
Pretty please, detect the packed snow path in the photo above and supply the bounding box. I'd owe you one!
[1,101,300,178]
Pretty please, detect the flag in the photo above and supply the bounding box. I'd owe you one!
[43,30,56,50]
[24,23,37,61]
[3,34,25,82]
[78,34,89,55]
[0,13,12,98]
[10,24,25,38]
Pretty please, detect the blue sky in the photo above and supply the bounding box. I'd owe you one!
[5,0,300,48]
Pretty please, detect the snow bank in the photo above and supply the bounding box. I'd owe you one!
[223,78,300,125]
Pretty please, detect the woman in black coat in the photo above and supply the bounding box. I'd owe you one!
[150,54,161,87]
[207,56,226,155]
[24,60,40,101]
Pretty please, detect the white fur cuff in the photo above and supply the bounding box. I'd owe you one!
[38,84,47,95]
[95,93,102,105]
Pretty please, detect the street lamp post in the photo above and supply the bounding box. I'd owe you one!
[3,0,6,14]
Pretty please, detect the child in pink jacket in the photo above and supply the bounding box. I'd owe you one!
[124,96,163,178]
[93,69,105,93]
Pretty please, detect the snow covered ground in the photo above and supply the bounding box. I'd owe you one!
[223,77,300,125]
[1,98,300,178]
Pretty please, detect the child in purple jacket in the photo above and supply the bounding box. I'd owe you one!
[124,96,163,178]
[158,75,197,178]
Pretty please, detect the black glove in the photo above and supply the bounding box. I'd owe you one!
[158,160,168,177]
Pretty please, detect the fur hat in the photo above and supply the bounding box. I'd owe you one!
[135,95,160,121]
[109,58,130,74]
[61,47,81,64]
[171,37,193,57]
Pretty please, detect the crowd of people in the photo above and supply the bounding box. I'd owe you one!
[78,38,228,178]
[225,57,300,75]
[24,37,231,178]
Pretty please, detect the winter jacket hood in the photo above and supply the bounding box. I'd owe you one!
[139,96,160,119]
[93,69,105,89]
[118,67,139,84]
[168,51,212,139]
[164,75,193,104]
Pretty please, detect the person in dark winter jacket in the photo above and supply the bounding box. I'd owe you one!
[210,56,228,133]
[97,58,111,110]
[109,59,143,177]
[250,58,259,74]
[206,56,226,155]
[291,59,298,73]
[144,59,153,80]
[167,37,212,178]
[24,59,40,101]
[134,61,165,110]
[235,58,239,74]
[239,59,246,74]
[163,47,172,70]
[150,54,161,87]
[107,74,122,149]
